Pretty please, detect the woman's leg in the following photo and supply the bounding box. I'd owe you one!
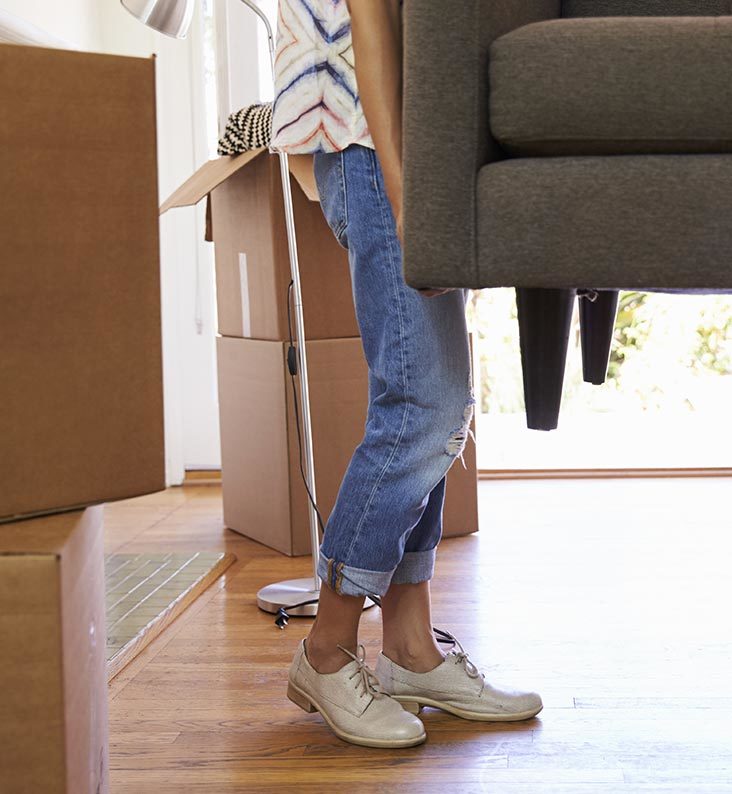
[304,583,365,673]
[379,475,450,671]
[381,580,444,672]
[311,143,475,603]
[286,143,475,746]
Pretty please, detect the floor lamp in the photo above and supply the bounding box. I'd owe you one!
[121,0,370,617]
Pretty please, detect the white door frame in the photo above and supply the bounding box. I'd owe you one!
[149,5,223,483]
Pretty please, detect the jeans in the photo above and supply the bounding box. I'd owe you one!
[312,143,475,599]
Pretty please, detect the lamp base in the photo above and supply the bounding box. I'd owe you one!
[257,577,376,616]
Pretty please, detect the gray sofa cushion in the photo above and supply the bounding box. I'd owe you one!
[563,0,731,16]
[476,155,732,291]
[490,18,732,156]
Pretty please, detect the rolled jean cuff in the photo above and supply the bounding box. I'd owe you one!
[390,547,437,586]
[317,552,394,598]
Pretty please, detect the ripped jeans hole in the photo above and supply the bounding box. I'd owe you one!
[445,398,477,470]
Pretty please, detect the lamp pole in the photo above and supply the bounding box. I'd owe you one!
[244,0,323,613]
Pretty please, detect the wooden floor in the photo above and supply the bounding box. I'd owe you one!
[106,478,732,793]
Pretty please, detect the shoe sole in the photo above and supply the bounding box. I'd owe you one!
[287,680,427,748]
[394,695,543,722]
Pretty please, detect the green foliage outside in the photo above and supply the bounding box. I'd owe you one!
[466,290,732,416]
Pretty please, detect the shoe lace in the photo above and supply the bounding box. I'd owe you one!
[444,633,486,697]
[336,643,385,700]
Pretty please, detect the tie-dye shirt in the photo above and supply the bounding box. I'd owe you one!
[271,0,395,154]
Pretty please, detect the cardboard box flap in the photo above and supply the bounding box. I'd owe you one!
[160,148,319,214]
[287,154,319,202]
[160,149,263,214]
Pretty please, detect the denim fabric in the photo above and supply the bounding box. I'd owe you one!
[312,143,475,599]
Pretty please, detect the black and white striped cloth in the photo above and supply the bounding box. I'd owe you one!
[217,102,273,156]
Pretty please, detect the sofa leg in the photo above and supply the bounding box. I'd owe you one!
[516,288,575,431]
[578,289,619,385]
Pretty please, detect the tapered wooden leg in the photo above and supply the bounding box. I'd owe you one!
[516,287,575,431]
[578,289,619,385]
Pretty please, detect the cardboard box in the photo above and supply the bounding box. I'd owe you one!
[161,148,360,341]
[216,335,478,557]
[0,505,109,794]
[0,44,166,522]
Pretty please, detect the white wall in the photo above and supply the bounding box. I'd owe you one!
[0,0,101,49]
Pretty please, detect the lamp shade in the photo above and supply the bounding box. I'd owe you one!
[120,0,196,39]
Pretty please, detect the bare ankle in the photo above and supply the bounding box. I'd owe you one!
[382,642,444,674]
[304,636,357,674]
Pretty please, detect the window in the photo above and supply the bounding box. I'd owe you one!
[469,291,732,471]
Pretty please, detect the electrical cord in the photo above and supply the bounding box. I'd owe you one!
[278,280,458,652]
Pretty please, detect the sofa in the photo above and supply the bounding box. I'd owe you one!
[402,0,732,429]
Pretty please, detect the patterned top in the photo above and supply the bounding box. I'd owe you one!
[270,0,379,154]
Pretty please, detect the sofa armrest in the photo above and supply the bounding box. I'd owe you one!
[402,0,561,289]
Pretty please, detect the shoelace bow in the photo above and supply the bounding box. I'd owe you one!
[446,634,486,697]
[336,643,385,700]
